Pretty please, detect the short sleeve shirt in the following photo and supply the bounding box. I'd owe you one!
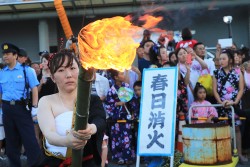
[202,59,216,76]
[0,62,39,101]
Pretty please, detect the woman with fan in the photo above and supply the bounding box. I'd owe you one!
[105,69,135,165]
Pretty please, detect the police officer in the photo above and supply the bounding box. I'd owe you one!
[0,43,43,167]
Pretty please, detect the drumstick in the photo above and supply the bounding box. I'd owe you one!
[107,120,139,123]
[191,117,246,120]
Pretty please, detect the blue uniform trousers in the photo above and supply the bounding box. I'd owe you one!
[2,103,42,167]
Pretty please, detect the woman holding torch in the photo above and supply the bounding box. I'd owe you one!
[37,50,106,166]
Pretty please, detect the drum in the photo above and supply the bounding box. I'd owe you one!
[182,123,232,165]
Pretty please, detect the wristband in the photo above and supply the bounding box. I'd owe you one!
[32,105,38,108]
[31,107,38,117]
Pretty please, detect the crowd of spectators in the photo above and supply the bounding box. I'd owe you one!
[0,27,250,166]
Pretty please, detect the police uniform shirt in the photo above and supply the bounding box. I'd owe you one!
[0,62,39,101]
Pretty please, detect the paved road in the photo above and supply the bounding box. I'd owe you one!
[107,159,250,167]
[0,154,249,166]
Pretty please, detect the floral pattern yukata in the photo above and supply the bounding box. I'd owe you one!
[191,100,218,124]
[175,74,188,147]
[177,74,188,114]
[214,68,241,125]
[105,82,135,161]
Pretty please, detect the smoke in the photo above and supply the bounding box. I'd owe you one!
[132,0,219,30]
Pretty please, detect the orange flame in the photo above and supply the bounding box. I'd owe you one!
[78,16,141,72]
[139,14,163,29]
[124,15,132,21]
[125,14,165,34]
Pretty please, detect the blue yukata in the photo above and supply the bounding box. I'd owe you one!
[105,82,135,161]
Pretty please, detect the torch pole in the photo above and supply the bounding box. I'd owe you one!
[71,66,94,167]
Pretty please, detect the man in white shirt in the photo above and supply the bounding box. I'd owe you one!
[193,42,216,76]
[92,72,110,101]
[193,42,216,103]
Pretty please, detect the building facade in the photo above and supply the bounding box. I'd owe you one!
[0,0,249,61]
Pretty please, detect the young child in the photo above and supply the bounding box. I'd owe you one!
[128,81,142,154]
[191,82,218,124]
[129,81,142,120]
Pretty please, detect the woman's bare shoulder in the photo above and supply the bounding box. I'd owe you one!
[39,93,58,105]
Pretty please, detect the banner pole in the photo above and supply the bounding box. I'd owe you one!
[136,155,140,167]
[170,155,174,167]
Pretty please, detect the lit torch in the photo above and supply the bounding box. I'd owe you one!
[73,16,140,167]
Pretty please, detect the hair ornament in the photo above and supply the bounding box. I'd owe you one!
[152,44,159,55]
[48,53,57,69]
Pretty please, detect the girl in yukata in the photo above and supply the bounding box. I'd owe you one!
[213,49,248,164]
[175,48,190,115]
[105,69,135,165]
[190,82,218,124]
[233,50,242,74]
